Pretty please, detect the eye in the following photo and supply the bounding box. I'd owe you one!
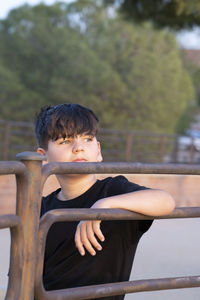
[60,139,71,145]
[83,136,93,142]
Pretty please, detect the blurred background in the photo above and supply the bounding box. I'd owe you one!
[0,0,200,163]
[0,1,200,299]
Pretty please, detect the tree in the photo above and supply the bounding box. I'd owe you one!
[0,3,126,122]
[104,0,200,29]
[181,52,200,106]
[0,1,195,134]
[68,0,194,132]
[174,50,200,133]
[0,59,39,120]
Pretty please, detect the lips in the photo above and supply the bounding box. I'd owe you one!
[72,159,87,162]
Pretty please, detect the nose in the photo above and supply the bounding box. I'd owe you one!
[72,140,84,153]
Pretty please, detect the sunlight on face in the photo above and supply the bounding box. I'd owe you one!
[45,134,102,163]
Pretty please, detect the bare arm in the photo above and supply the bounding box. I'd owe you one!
[75,189,175,256]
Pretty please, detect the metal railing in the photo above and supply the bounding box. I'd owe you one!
[2,119,198,163]
[0,152,200,299]
[0,161,26,300]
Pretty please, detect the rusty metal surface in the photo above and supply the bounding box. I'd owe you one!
[0,215,24,300]
[0,159,27,300]
[35,207,200,300]
[0,214,21,228]
[1,152,200,300]
[0,160,27,299]
[16,152,46,161]
[41,161,200,197]
[42,161,200,180]
[16,155,45,300]
[0,161,27,175]
[36,275,200,300]
[39,207,200,224]
[0,153,45,300]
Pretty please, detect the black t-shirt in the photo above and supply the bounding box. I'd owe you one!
[41,176,153,300]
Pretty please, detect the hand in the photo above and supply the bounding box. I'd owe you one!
[74,200,106,256]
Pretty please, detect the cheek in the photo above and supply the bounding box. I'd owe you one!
[47,148,65,162]
[92,144,102,161]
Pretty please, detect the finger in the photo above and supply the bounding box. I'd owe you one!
[75,224,85,256]
[80,221,96,256]
[92,220,105,242]
[87,221,102,251]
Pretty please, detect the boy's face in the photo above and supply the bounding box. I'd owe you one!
[38,134,102,163]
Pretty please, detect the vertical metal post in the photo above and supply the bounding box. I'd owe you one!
[4,217,24,300]
[171,135,178,163]
[16,152,45,300]
[190,137,195,164]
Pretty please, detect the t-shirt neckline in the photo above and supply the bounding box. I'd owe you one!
[54,179,100,205]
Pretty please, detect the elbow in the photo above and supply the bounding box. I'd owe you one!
[162,192,175,215]
[151,190,175,216]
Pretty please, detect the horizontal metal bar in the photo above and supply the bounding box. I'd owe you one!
[42,162,200,180]
[35,207,200,299]
[0,214,22,229]
[0,161,27,175]
[41,275,200,300]
[0,215,24,300]
[16,152,45,161]
[41,207,200,224]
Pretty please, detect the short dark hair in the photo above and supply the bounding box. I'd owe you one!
[35,103,99,149]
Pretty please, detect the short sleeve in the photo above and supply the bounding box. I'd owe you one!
[106,175,153,235]
[106,175,150,196]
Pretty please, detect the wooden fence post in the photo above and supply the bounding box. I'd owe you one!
[159,135,166,162]
[2,121,11,160]
[125,133,133,162]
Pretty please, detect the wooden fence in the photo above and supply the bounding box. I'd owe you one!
[0,120,199,163]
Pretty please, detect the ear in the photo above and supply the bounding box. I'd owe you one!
[97,142,103,162]
[37,147,48,162]
[37,147,46,155]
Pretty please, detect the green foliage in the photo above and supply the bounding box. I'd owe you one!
[175,103,197,134]
[0,59,38,120]
[181,53,200,106]
[0,1,195,135]
[69,1,194,132]
[104,0,200,29]
[176,50,200,132]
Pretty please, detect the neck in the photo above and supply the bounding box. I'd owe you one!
[56,174,97,201]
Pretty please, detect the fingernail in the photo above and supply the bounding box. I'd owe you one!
[97,246,102,251]
[92,251,96,256]
[80,252,85,256]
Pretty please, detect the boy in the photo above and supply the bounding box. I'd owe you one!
[35,103,175,300]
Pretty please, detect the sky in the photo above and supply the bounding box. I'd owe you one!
[0,0,200,49]
[0,0,73,19]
